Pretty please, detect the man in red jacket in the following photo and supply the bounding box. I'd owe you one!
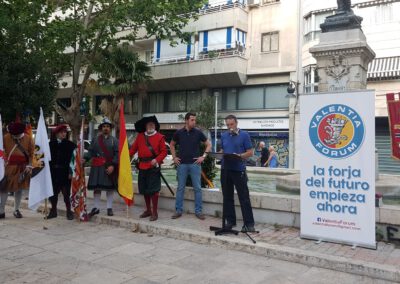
[130,116,167,221]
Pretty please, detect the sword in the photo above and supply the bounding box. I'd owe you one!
[159,170,174,196]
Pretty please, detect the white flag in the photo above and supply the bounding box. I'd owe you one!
[28,108,53,210]
[0,115,4,181]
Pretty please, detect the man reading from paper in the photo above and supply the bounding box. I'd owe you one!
[220,115,256,233]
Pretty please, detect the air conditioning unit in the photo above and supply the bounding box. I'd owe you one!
[247,0,260,7]
[45,111,56,126]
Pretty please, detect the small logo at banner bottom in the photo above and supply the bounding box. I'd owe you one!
[309,104,365,159]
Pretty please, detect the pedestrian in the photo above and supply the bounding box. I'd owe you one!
[220,115,256,233]
[264,146,278,168]
[47,125,76,220]
[130,116,167,221]
[255,141,269,167]
[0,122,34,219]
[87,118,119,217]
[170,112,211,220]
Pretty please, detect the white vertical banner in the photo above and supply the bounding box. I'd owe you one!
[0,115,4,181]
[28,108,53,210]
[300,91,376,249]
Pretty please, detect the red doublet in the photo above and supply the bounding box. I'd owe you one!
[129,133,167,170]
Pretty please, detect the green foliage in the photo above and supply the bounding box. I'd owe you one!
[0,0,68,122]
[93,44,152,97]
[48,0,206,135]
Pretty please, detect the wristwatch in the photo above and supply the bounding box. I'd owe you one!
[202,153,207,158]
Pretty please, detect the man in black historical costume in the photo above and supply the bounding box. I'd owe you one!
[47,125,76,220]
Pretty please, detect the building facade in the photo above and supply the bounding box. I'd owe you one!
[301,0,400,173]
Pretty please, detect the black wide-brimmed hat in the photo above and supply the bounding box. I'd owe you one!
[134,116,160,133]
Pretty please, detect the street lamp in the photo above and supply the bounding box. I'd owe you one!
[213,90,220,152]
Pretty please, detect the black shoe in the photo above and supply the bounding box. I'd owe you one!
[13,210,23,219]
[107,208,114,216]
[241,225,256,233]
[0,213,5,219]
[66,210,74,220]
[47,210,58,219]
[88,208,100,217]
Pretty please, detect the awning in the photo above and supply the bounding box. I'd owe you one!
[368,56,400,80]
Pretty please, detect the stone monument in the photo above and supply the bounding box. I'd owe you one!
[310,0,375,92]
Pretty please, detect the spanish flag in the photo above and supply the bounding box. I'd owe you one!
[118,102,134,206]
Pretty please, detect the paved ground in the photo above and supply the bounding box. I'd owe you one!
[0,204,396,284]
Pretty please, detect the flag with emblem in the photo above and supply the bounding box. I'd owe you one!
[70,118,88,221]
[28,108,53,210]
[118,102,134,206]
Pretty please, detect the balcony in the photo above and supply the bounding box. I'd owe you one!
[191,1,248,32]
[148,46,248,91]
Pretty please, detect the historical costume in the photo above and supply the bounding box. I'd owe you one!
[0,122,34,219]
[87,118,118,217]
[130,116,167,221]
[47,125,76,220]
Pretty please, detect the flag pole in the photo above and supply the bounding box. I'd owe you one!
[43,199,48,230]
[126,205,129,218]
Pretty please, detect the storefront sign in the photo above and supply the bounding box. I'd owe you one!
[386,93,400,160]
[300,91,375,249]
[237,118,289,130]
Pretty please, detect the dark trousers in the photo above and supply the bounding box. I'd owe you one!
[221,169,254,226]
[49,184,71,212]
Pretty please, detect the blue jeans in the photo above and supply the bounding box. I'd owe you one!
[175,164,202,214]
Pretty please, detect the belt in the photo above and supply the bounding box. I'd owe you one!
[92,157,106,167]
[139,157,153,162]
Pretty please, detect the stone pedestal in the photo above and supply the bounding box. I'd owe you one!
[310,28,375,92]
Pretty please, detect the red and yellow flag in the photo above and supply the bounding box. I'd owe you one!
[118,102,134,206]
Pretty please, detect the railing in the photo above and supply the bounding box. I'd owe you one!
[199,1,246,15]
[152,45,246,65]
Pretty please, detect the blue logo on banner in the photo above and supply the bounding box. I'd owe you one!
[309,104,365,159]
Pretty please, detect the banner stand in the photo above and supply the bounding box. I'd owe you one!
[300,91,376,250]
[300,234,377,250]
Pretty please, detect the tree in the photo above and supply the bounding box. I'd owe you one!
[51,0,206,138]
[92,44,152,133]
[0,0,68,123]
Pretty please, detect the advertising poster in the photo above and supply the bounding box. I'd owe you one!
[300,91,376,249]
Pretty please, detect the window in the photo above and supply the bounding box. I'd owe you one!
[146,93,164,113]
[238,87,264,110]
[303,11,334,43]
[186,90,203,111]
[167,91,186,112]
[264,85,289,109]
[261,32,279,52]
[303,65,319,94]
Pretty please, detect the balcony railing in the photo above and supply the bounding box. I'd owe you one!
[152,45,246,66]
[199,1,246,15]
